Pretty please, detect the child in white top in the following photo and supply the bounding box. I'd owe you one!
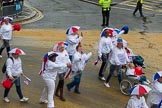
[66,44,92,94]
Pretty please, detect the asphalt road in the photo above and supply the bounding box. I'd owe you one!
[0,0,162,108]
[22,0,162,32]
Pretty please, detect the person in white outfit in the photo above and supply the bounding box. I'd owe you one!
[147,72,162,108]
[55,42,72,101]
[40,51,71,108]
[66,44,92,94]
[104,38,130,87]
[66,28,83,62]
[158,100,162,108]
[3,48,29,103]
[0,17,13,58]
[126,95,149,108]
[98,29,113,81]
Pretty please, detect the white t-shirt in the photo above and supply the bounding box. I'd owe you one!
[72,51,92,72]
[147,81,162,107]
[98,36,113,58]
[127,96,148,108]
[66,34,82,56]
[6,57,23,77]
[42,60,67,80]
[56,50,71,74]
[0,23,12,40]
[110,47,129,65]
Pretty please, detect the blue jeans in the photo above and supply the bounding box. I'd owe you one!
[4,77,23,99]
[69,55,73,62]
[67,71,82,92]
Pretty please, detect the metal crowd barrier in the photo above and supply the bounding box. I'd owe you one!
[0,2,23,17]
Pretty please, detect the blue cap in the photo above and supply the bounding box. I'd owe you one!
[117,38,123,43]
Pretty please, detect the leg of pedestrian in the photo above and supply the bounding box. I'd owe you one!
[104,64,116,88]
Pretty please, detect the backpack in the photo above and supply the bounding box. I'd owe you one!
[133,55,144,67]
[2,57,14,73]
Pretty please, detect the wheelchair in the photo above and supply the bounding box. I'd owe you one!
[119,66,150,96]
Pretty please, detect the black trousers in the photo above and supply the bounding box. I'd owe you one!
[56,73,65,89]
[102,10,110,26]
[98,53,109,77]
[133,2,143,17]
[0,39,11,57]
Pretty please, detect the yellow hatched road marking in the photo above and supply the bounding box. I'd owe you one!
[119,0,162,12]
[145,0,162,3]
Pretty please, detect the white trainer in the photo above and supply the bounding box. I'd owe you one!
[0,55,2,58]
[142,81,150,85]
[3,97,10,103]
[20,97,29,102]
[104,83,110,88]
[98,76,105,81]
[40,99,48,104]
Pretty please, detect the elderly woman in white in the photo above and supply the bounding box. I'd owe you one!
[40,51,71,108]
[66,44,92,94]
[54,42,72,101]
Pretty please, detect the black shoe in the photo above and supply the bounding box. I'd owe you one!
[98,76,105,81]
[101,24,105,26]
[74,91,81,94]
[105,24,109,27]
[133,13,136,16]
[140,15,144,17]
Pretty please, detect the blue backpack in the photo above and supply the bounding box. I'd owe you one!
[133,55,144,67]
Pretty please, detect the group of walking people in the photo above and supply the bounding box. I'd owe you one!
[0,16,161,108]
[0,22,92,108]
[39,26,92,108]
[97,26,130,88]
[96,26,162,108]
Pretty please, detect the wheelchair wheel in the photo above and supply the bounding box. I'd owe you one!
[120,79,133,95]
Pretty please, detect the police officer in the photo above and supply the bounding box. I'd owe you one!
[99,0,111,27]
[133,0,144,17]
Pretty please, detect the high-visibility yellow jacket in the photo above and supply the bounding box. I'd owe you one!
[99,0,111,11]
[137,0,143,4]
